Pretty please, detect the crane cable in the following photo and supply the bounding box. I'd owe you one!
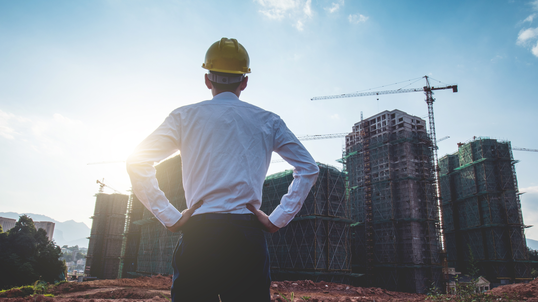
[354,76,423,93]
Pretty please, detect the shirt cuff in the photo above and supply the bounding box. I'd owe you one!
[155,203,183,228]
[268,205,295,228]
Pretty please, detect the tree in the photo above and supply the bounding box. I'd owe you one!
[467,244,480,277]
[0,215,66,289]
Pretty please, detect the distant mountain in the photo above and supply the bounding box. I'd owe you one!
[0,212,90,248]
[528,238,538,251]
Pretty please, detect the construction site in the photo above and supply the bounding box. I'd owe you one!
[260,164,354,284]
[86,193,129,279]
[344,109,442,293]
[439,138,531,285]
[83,78,534,295]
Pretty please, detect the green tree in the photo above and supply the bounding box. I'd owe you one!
[0,215,65,289]
[467,244,479,277]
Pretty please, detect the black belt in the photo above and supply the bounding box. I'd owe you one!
[190,213,255,222]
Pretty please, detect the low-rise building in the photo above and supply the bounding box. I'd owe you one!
[0,217,16,232]
[0,216,55,241]
[34,221,55,241]
[447,275,491,293]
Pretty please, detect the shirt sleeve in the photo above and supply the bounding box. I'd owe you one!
[268,118,319,228]
[126,113,183,228]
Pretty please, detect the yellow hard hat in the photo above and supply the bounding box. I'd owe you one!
[202,38,251,74]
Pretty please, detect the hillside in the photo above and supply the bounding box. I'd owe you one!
[527,238,538,251]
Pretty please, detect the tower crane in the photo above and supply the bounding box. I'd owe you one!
[312,75,457,177]
[312,76,457,260]
[511,147,538,153]
[96,179,121,194]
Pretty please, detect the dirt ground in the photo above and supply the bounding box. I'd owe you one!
[1,275,536,301]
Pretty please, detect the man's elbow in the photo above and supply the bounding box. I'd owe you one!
[303,162,320,179]
[311,162,320,175]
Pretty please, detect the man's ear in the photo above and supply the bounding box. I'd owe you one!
[239,76,248,91]
[205,74,213,89]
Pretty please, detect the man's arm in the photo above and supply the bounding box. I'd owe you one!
[266,118,320,229]
[126,113,185,228]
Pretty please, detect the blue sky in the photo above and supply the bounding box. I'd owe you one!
[1,0,538,239]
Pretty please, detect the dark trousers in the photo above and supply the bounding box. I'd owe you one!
[171,214,271,302]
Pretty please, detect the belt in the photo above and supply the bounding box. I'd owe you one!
[190,213,255,222]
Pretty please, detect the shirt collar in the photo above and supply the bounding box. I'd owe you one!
[211,92,240,102]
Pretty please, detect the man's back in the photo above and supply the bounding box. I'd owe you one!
[127,37,318,302]
[176,92,280,214]
[129,90,318,225]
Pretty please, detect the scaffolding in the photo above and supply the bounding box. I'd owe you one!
[85,193,129,279]
[346,110,443,293]
[439,138,531,285]
[120,193,144,278]
[261,164,353,283]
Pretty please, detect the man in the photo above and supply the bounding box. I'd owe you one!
[126,37,319,302]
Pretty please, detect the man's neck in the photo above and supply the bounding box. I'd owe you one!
[211,87,241,98]
[212,89,241,98]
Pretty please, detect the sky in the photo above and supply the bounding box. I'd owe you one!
[1,0,538,240]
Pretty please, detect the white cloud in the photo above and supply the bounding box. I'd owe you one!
[303,0,312,17]
[516,1,538,57]
[256,0,302,19]
[325,0,344,14]
[0,110,17,139]
[524,13,536,23]
[522,185,538,194]
[517,27,538,45]
[295,20,304,31]
[0,110,30,140]
[330,114,340,120]
[520,187,538,239]
[490,54,504,63]
[256,0,313,30]
[0,109,87,156]
[348,13,368,24]
[53,113,82,126]
[532,41,538,57]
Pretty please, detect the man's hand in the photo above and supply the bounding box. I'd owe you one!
[167,200,203,232]
[246,203,280,233]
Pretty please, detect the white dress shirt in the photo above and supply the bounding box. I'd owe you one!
[126,92,319,229]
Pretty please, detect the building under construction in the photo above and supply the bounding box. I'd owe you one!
[85,193,128,279]
[439,138,531,285]
[344,109,443,293]
[118,193,144,278]
[261,164,353,283]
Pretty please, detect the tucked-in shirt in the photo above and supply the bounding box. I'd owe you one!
[126,92,319,228]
